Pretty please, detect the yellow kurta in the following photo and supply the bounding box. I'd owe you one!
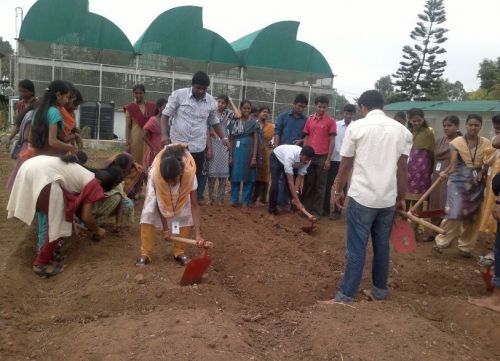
[479,145,500,237]
[256,122,275,182]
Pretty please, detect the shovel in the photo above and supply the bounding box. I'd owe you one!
[397,210,445,234]
[390,210,445,254]
[299,208,318,234]
[390,217,417,254]
[170,236,213,286]
[408,178,445,218]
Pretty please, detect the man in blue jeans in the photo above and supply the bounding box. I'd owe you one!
[324,90,412,303]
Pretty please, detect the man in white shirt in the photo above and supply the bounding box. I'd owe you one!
[323,103,356,219]
[268,144,314,215]
[160,71,229,203]
[327,90,413,303]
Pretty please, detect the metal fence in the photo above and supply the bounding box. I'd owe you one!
[7,55,339,138]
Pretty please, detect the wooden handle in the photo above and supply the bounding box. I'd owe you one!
[397,210,445,234]
[170,236,213,248]
[300,207,317,222]
[409,178,442,213]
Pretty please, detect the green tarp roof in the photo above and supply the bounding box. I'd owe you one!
[19,1,334,78]
[19,0,134,53]
[385,101,500,112]
[134,6,240,65]
[231,21,333,77]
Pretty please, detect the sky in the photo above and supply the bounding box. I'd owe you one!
[1,0,499,100]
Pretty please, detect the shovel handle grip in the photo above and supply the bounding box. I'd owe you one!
[170,236,213,248]
[397,210,445,234]
[409,178,442,214]
[300,207,317,222]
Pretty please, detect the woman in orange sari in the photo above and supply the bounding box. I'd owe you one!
[104,153,145,200]
[125,84,156,167]
[135,144,204,266]
[59,85,84,148]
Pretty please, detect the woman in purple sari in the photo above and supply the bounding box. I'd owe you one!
[406,108,435,211]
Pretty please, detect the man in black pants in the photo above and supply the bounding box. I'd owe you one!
[324,104,356,219]
[268,144,314,215]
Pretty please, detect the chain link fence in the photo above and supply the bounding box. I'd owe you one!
[6,54,339,139]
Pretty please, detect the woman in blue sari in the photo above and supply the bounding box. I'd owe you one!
[228,100,260,209]
[434,114,491,257]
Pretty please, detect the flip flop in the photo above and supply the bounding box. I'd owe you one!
[33,263,63,278]
[361,289,376,301]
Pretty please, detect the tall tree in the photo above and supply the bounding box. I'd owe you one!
[468,57,500,100]
[428,79,466,101]
[0,37,14,84]
[477,57,500,92]
[393,0,448,99]
[0,37,13,56]
[374,75,394,99]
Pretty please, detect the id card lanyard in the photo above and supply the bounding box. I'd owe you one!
[465,136,479,177]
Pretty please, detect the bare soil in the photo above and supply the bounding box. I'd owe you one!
[0,148,499,361]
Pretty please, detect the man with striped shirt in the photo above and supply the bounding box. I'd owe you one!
[161,71,229,202]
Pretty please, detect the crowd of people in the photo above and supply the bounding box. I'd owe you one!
[4,72,500,313]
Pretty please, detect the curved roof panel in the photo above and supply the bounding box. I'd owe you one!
[134,6,240,65]
[231,21,333,77]
[19,0,134,53]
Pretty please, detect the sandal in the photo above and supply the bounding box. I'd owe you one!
[432,245,443,254]
[135,256,151,266]
[33,263,63,278]
[174,254,191,266]
[458,249,472,258]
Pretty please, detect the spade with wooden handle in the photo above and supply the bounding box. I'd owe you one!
[397,210,445,234]
[299,207,318,234]
[408,177,443,215]
[170,236,213,286]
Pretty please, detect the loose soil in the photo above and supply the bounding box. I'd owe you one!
[0,147,499,361]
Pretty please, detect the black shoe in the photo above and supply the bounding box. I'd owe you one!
[135,256,151,266]
[268,208,278,215]
[329,212,341,220]
[174,254,191,266]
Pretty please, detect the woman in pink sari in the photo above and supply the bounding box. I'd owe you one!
[143,98,167,169]
[406,108,435,212]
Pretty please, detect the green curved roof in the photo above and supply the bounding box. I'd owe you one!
[19,0,134,53]
[134,6,240,65]
[231,21,333,76]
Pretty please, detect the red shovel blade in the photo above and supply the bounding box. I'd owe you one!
[390,218,417,254]
[481,266,494,292]
[180,249,211,286]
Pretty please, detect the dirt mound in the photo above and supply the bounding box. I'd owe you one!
[0,149,500,361]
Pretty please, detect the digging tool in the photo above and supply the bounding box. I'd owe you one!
[390,218,417,254]
[299,207,318,234]
[409,178,442,214]
[397,210,445,234]
[170,236,213,286]
[408,178,445,218]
